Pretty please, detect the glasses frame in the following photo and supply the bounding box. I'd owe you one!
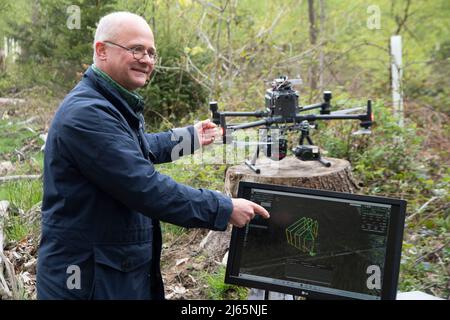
[103,40,158,62]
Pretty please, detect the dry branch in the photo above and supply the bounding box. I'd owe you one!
[0,200,18,299]
[0,175,41,183]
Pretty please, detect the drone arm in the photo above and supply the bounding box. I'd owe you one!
[295,100,373,126]
[210,102,268,122]
[299,91,332,114]
[300,103,323,112]
[359,100,373,128]
[229,116,283,130]
[219,110,268,117]
[300,114,366,121]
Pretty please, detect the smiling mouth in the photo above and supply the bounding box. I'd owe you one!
[131,68,149,75]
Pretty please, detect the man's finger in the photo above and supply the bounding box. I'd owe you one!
[202,120,217,129]
[202,131,216,140]
[252,203,270,219]
[203,128,219,140]
[204,127,217,135]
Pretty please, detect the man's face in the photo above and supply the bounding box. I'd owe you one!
[100,20,156,91]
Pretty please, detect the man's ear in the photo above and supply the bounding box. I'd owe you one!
[95,42,107,61]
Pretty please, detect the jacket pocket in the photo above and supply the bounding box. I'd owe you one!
[92,242,152,299]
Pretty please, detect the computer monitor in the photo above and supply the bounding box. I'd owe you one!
[225,182,406,300]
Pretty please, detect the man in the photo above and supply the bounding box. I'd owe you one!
[37,11,269,300]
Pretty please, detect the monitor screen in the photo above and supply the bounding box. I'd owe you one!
[225,182,406,300]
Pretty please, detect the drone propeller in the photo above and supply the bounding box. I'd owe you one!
[289,78,302,86]
[330,107,364,115]
[268,77,302,90]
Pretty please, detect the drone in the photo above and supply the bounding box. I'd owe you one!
[210,76,374,174]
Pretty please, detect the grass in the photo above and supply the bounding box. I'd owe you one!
[2,179,43,212]
[399,234,449,297]
[5,214,32,243]
[202,266,248,300]
[158,161,228,192]
[0,115,44,244]
[0,120,41,160]
[161,222,188,243]
[1,179,42,243]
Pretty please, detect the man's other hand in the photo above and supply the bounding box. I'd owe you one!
[230,198,270,228]
[194,119,218,146]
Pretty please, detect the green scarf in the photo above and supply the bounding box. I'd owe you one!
[92,64,145,113]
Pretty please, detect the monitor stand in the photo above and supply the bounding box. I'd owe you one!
[248,288,297,300]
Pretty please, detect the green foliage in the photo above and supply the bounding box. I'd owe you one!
[203,266,248,300]
[2,180,43,213]
[0,0,448,299]
[158,162,227,192]
[7,0,117,65]
[399,236,450,296]
[0,0,448,112]
[140,44,209,129]
[313,98,429,193]
[0,116,45,180]
[0,120,40,159]
[1,180,42,243]
[0,110,44,246]
[404,39,450,115]
[1,0,117,94]
[161,221,187,243]
[353,104,423,188]
[5,214,31,243]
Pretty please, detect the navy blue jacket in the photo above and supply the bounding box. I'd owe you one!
[37,67,233,300]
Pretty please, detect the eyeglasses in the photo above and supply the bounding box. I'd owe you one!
[104,41,158,62]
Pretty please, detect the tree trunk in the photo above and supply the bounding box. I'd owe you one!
[308,0,318,96]
[318,0,325,92]
[200,156,359,261]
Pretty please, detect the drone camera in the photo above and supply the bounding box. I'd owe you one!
[292,145,320,161]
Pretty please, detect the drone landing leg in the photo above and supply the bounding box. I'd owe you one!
[299,125,332,168]
[245,145,261,174]
[318,157,331,167]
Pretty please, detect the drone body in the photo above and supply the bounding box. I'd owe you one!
[210,76,374,174]
[265,76,299,120]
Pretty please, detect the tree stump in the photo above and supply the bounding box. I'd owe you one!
[224,156,358,197]
[201,156,359,263]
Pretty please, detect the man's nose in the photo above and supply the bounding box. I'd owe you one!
[139,54,155,65]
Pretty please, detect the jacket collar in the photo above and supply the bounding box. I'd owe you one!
[91,64,145,113]
[83,66,143,127]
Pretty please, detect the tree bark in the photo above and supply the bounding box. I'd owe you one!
[225,156,357,197]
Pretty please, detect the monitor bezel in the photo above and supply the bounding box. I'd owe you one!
[225,182,406,300]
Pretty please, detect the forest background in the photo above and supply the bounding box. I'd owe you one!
[0,0,448,300]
